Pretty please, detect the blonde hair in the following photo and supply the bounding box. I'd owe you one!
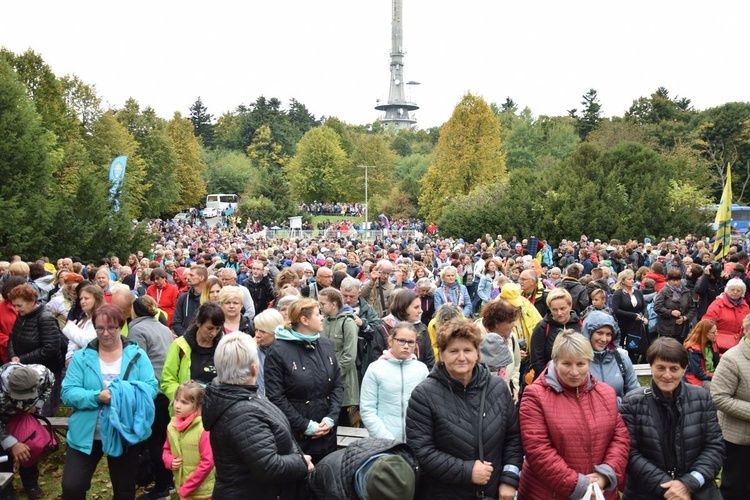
[218,285,244,305]
[551,329,593,361]
[546,287,572,307]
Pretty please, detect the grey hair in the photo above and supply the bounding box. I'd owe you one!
[726,277,747,295]
[221,268,238,279]
[439,265,457,279]
[214,334,258,385]
[551,329,594,362]
[416,278,433,290]
[339,277,361,293]
[434,303,463,327]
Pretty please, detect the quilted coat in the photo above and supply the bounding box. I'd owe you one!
[529,311,582,380]
[702,293,750,353]
[264,331,343,457]
[711,339,750,445]
[405,363,522,500]
[518,361,629,500]
[307,438,418,499]
[619,381,725,499]
[8,305,63,373]
[202,382,309,499]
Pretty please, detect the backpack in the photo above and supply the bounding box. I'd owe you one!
[646,300,658,333]
[354,318,374,381]
[6,413,59,466]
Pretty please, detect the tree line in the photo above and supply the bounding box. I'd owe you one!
[3,47,749,260]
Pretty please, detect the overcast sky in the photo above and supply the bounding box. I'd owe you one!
[3,1,749,129]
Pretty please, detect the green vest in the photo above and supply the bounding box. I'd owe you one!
[166,416,215,498]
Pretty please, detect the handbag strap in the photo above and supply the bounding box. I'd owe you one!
[475,381,489,498]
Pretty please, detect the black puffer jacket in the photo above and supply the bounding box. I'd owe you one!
[202,382,309,500]
[557,278,590,314]
[406,363,522,499]
[619,382,725,499]
[308,438,418,499]
[264,335,343,456]
[244,275,275,312]
[8,305,63,373]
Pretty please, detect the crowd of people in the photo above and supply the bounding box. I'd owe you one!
[0,229,750,498]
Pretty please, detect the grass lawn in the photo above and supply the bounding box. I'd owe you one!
[311,215,364,224]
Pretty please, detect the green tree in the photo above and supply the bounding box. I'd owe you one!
[188,96,215,148]
[349,133,398,201]
[202,149,258,195]
[0,59,55,257]
[167,112,207,211]
[60,74,103,137]
[285,126,350,203]
[419,92,507,220]
[116,99,179,217]
[246,125,297,221]
[569,88,602,140]
[395,153,430,207]
[85,112,149,220]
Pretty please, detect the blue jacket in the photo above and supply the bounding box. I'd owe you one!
[580,311,639,404]
[477,273,496,304]
[434,283,472,317]
[101,378,155,456]
[360,352,428,442]
[62,337,158,455]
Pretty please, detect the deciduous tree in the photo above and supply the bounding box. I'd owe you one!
[285,126,350,203]
[419,92,507,221]
[167,112,207,211]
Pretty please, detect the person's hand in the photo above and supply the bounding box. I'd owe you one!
[10,442,31,464]
[171,457,183,471]
[671,310,681,318]
[26,406,38,415]
[311,422,331,439]
[519,349,527,360]
[10,357,20,363]
[498,483,516,500]
[304,454,315,473]
[98,389,111,405]
[471,460,493,485]
[586,472,608,491]
[370,269,380,281]
[660,480,690,500]
[512,389,519,405]
[676,316,685,325]
[354,315,363,327]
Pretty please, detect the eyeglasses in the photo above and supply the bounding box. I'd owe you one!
[393,338,417,347]
[95,326,120,334]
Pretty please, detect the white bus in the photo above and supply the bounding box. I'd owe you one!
[206,193,239,215]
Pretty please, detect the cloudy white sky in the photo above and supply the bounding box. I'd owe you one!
[3,1,749,129]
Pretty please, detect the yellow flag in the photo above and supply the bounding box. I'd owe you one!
[713,163,732,259]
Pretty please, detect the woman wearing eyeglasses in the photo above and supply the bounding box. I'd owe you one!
[61,304,158,500]
[360,322,429,441]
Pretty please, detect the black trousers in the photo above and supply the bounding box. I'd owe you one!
[720,440,750,500]
[142,393,172,491]
[0,453,39,499]
[62,441,140,500]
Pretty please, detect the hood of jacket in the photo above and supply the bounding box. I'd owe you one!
[581,311,621,350]
[201,381,258,431]
[540,359,595,394]
[542,309,581,327]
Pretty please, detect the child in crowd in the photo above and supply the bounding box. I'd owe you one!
[163,381,215,500]
[581,288,614,320]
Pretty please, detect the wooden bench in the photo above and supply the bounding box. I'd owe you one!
[336,426,369,448]
[633,364,651,377]
[47,417,369,448]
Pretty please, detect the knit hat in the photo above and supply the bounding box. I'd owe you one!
[499,283,525,308]
[480,332,513,373]
[8,366,39,400]
[366,455,415,500]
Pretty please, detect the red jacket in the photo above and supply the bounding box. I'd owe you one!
[146,283,179,327]
[0,300,17,364]
[702,294,750,353]
[643,271,667,292]
[518,363,629,500]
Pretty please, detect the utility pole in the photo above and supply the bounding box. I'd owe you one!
[359,165,375,238]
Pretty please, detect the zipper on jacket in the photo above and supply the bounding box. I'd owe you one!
[400,363,405,442]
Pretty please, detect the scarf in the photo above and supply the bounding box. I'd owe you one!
[665,282,682,303]
[172,410,200,432]
[728,295,744,307]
